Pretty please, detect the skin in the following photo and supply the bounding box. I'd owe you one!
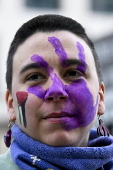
[6,31,105,147]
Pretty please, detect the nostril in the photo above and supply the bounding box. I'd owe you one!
[47,97,54,101]
[45,90,69,101]
[46,96,67,101]
[59,96,66,100]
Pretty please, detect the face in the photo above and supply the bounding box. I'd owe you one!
[6,31,105,147]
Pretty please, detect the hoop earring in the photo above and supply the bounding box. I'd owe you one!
[4,121,13,147]
[97,116,110,136]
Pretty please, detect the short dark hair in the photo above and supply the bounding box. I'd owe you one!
[6,14,102,91]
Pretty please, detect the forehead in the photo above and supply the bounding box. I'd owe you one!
[13,30,95,68]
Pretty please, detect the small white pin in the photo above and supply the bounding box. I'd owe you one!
[30,155,41,165]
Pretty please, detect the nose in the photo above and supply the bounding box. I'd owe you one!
[44,75,68,101]
[44,85,68,101]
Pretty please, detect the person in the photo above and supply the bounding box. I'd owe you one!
[0,14,113,170]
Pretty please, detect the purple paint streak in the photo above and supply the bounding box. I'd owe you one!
[48,37,68,67]
[31,54,53,75]
[76,42,84,52]
[76,41,85,61]
[76,42,86,73]
[28,54,53,99]
[61,79,98,130]
[28,85,45,100]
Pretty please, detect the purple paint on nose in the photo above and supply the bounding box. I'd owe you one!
[48,37,68,67]
[45,73,68,100]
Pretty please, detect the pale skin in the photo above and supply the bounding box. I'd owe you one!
[6,31,105,147]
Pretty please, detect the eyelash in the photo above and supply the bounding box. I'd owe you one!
[64,69,83,79]
[26,73,46,81]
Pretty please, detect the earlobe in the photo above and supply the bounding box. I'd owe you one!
[5,90,16,122]
[98,82,105,116]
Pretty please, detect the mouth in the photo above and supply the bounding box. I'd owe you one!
[43,112,75,123]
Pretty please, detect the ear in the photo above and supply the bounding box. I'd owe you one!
[5,90,16,122]
[98,82,105,116]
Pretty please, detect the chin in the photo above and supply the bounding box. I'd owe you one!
[44,140,75,147]
[40,127,90,147]
[41,131,79,147]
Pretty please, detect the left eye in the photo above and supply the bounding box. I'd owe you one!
[65,70,82,77]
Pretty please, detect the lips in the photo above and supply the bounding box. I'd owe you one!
[43,112,76,127]
[44,112,75,119]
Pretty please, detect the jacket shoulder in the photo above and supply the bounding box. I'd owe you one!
[103,159,113,170]
[0,149,20,170]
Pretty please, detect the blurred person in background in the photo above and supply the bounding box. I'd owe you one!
[0,14,113,170]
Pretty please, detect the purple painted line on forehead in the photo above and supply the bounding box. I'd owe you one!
[76,42,85,61]
[31,54,53,75]
[31,54,48,68]
[76,42,86,72]
[76,41,84,52]
[48,36,68,67]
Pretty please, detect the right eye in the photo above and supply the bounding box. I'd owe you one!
[26,73,46,81]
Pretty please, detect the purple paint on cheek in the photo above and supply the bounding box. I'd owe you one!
[28,85,46,100]
[48,37,68,67]
[60,79,98,130]
[31,54,53,75]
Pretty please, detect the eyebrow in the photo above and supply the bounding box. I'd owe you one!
[64,59,89,69]
[19,58,89,75]
[19,63,42,75]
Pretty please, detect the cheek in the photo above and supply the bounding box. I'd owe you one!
[25,94,43,113]
[28,85,46,100]
[61,79,98,130]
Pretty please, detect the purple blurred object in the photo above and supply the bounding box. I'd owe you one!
[4,129,12,147]
[97,119,110,136]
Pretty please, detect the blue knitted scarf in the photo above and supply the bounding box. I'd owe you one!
[10,125,113,170]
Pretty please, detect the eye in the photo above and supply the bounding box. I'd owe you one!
[26,73,46,81]
[64,70,83,80]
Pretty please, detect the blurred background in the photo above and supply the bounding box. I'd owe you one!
[0,0,113,153]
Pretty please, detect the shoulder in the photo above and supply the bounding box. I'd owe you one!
[103,159,113,170]
[0,149,20,170]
